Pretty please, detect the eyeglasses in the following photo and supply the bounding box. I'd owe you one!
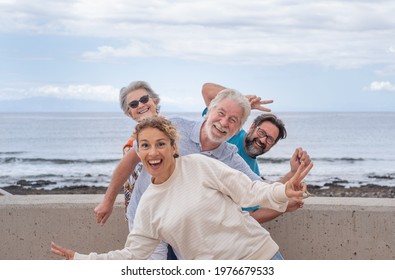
[128,95,150,109]
[256,127,275,145]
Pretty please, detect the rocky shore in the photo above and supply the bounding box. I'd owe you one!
[308,184,395,198]
[1,179,394,198]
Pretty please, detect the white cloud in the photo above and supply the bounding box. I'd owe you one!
[82,41,157,60]
[366,81,395,91]
[0,84,119,101]
[375,65,395,76]
[2,0,395,68]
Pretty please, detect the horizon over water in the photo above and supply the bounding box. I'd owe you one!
[1,111,395,191]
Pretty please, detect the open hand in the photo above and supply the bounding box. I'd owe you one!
[51,242,75,260]
[94,201,113,225]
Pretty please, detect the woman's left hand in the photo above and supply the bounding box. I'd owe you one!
[285,161,313,198]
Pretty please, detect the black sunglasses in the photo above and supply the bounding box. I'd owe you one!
[128,95,150,109]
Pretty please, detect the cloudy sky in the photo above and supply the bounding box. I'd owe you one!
[1,0,395,112]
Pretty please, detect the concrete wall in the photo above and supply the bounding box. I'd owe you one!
[266,197,395,259]
[0,195,394,260]
[0,195,129,260]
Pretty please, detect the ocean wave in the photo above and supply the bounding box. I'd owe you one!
[257,157,368,164]
[0,174,60,179]
[368,174,395,180]
[0,151,25,155]
[0,157,118,165]
[323,157,365,163]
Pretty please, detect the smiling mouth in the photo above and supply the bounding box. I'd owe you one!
[138,107,150,114]
[213,123,228,135]
[253,139,265,149]
[148,159,162,168]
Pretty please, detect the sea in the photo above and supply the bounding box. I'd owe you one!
[1,112,395,191]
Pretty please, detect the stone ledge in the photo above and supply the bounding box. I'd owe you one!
[1,195,394,259]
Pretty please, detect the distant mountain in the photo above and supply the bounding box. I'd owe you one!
[0,97,199,113]
[0,97,119,112]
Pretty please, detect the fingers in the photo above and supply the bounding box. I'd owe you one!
[94,207,103,224]
[51,242,66,257]
[246,95,272,104]
[254,102,272,112]
[99,214,109,225]
[246,95,273,112]
[51,241,62,251]
[298,181,311,198]
[288,197,304,208]
[286,162,313,199]
[292,161,314,183]
[246,95,258,103]
[291,161,306,182]
[94,205,109,225]
[255,99,273,112]
[294,197,305,208]
[299,150,311,165]
[259,106,272,112]
[51,242,74,260]
[298,162,314,182]
[291,148,299,161]
[291,197,304,208]
[292,147,310,162]
[287,187,311,199]
[286,189,306,198]
[95,212,108,225]
[287,197,304,211]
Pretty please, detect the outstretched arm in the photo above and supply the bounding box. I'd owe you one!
[202,82,273,112]
[250,198,304,223]
[94,148,141,225]
[51,227,161,260]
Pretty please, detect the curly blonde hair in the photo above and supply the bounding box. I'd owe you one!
[135,116,180,158]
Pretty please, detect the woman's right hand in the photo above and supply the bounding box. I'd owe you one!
[51,242,75,260]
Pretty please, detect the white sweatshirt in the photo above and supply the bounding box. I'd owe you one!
[75,154,288,260]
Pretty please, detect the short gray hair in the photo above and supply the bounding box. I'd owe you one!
[207,88,251,128]
[119,81,160,115]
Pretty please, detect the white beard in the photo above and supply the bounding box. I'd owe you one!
[205,121,230,143]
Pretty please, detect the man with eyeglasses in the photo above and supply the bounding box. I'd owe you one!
[228,114,287,177]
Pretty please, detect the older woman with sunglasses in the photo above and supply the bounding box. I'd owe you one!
[94,81,160,223]
[51,116,313,260]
